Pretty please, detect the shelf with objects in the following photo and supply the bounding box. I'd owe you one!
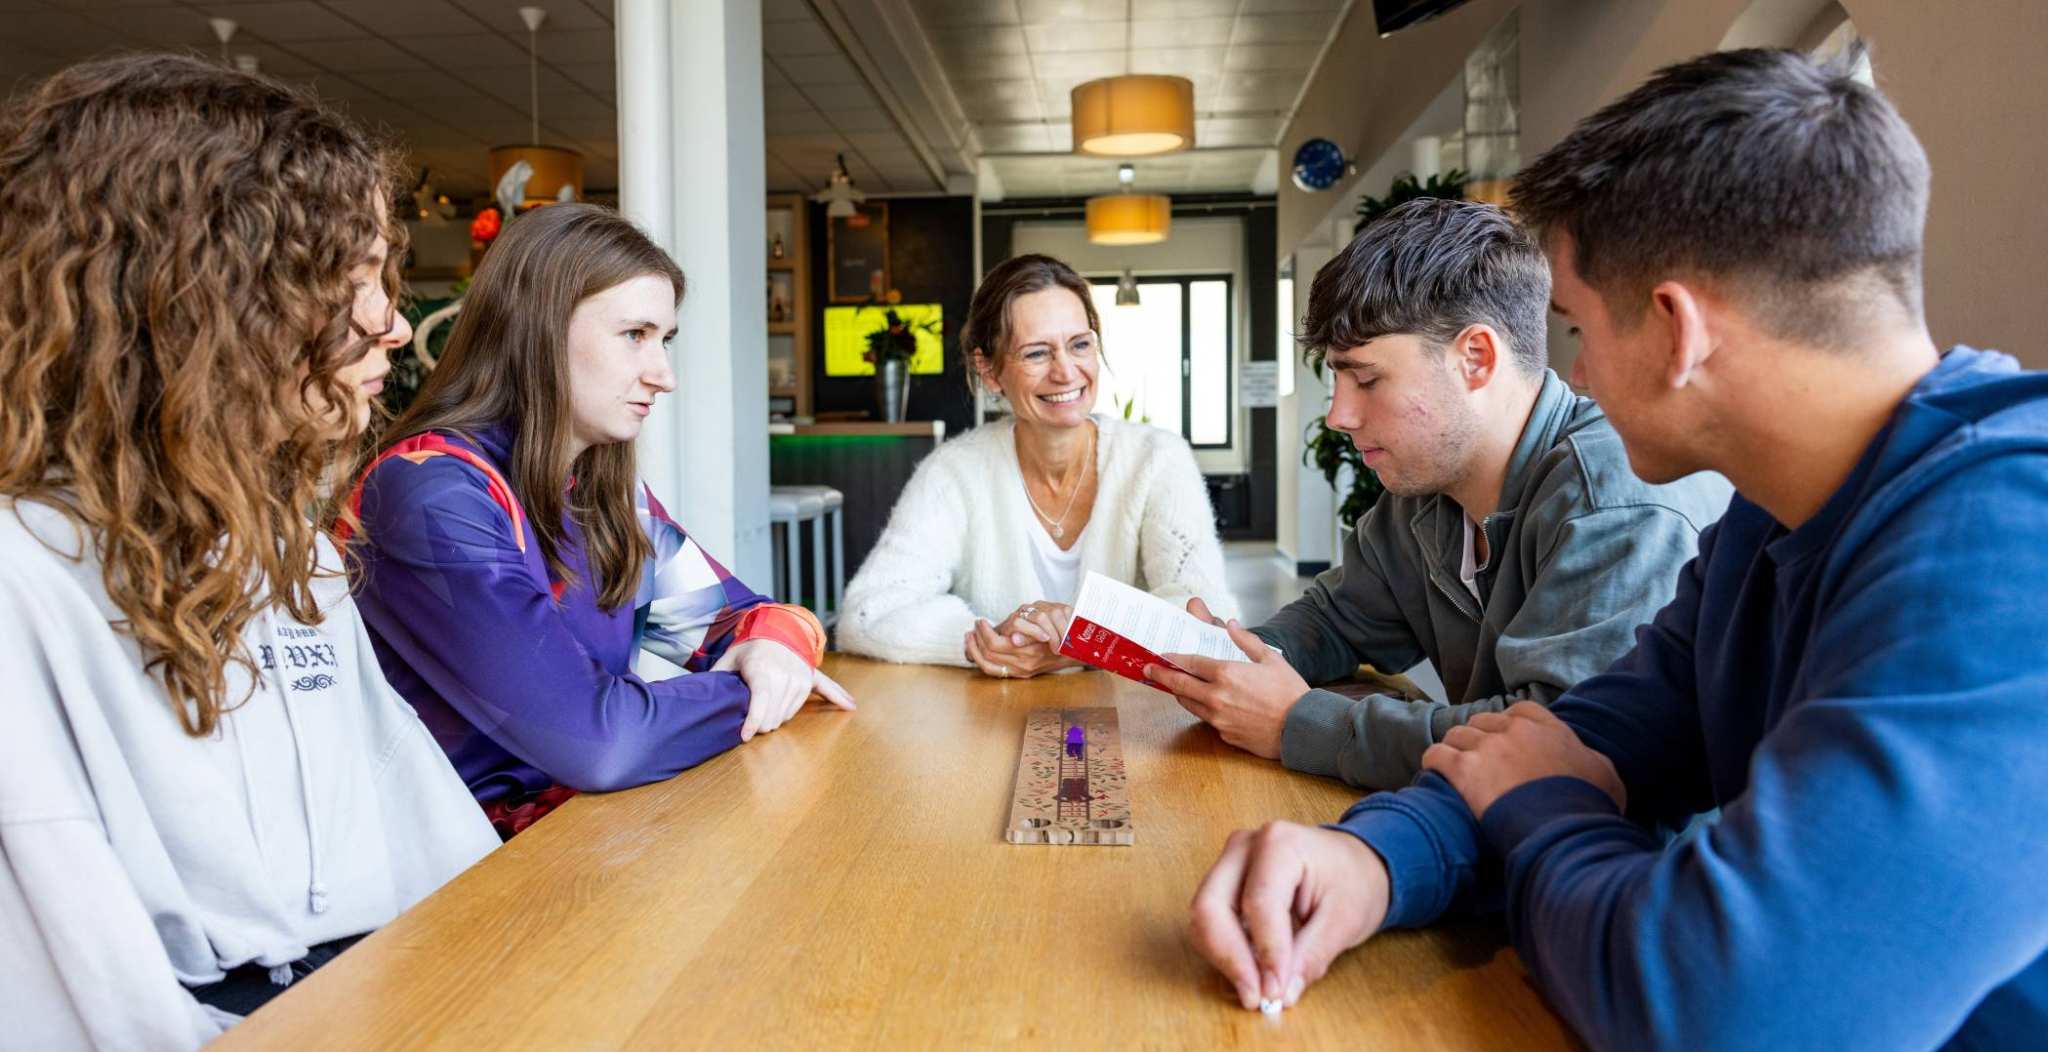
[765,194,813,421]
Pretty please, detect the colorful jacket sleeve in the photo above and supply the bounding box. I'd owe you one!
[634,484,776,670]
[353,453,760,793]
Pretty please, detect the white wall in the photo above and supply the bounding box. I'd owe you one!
[1011,216,1252,475]
[1282,236,1337,568]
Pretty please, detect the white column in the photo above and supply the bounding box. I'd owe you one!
[1287,240,1336,571]
[621,0,771,584]
[616,0,681,515]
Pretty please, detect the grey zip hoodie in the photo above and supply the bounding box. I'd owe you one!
[1256,370,1733,789]
[0,499,497,1050]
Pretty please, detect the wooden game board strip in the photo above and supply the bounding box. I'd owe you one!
[1005,707,1133,846]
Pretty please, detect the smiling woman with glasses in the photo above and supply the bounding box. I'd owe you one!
[838,252,1239,678]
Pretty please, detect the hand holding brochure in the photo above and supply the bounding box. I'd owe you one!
[1058,572,1249,689]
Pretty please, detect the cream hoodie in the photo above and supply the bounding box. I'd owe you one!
[0,499,497,1050]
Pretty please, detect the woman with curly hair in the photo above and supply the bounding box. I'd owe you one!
[342,203,853,830]
[0,55,497,1047]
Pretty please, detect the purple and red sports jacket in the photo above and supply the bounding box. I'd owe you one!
[345,423,778,802]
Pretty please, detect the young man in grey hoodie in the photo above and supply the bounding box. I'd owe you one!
[1152,199,1731,790]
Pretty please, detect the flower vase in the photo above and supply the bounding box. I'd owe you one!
[876,357,911,422]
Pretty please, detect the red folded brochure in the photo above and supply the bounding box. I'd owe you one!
[1057,573,1249,691]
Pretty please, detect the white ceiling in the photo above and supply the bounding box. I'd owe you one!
[0,0,1352,199]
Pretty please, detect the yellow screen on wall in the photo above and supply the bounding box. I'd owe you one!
[823,304,945,377]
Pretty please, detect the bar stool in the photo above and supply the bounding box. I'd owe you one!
[767,485,844,626]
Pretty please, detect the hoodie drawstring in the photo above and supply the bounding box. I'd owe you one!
[278,681,327,917]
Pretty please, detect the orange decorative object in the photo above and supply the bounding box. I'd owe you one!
[469,207,503,245]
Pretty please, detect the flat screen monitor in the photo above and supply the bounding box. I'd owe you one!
[822,303,945,377]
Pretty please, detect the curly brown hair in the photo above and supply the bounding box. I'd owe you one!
[0,53,407,736]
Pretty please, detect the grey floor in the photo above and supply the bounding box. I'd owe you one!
[1221,540,1447,702]
[1221,539,1316,626]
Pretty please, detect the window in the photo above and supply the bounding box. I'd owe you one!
[1088,275,1233,449]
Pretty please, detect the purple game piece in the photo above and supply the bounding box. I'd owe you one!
[1065,725,1086,760]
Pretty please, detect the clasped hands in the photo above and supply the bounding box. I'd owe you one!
[963,600,1080,679]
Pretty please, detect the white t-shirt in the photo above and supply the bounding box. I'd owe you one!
[1027,522,1088,606]
[1459,516,1487,604]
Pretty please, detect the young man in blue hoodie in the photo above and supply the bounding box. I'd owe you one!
[1187,47,2048,1050]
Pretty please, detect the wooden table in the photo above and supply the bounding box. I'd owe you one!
[217,658,1576,1050]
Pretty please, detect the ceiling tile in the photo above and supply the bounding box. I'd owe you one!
[1133,0,1236,15]
[556,61,615,94]
[762,0,813,23]
[1224,42,1323,71]
[782,53,862,87]
[367,67,489,98]
[764,83,813,112]
[1196,115,1284,146]
[844,131,915,156]
[928,27,1027,58]
[536,28,616,64]
[2,9,127,44]
[1027,50,1124,78]
[827,107,898,133]
[1126,46,1226,77]
[763,19,839,58]
[71,7,211,47]
[194,3,368,42]
[1127,17,1234,48]
[446,0,607,32]
[1025,23,1125,54]
[456,63,587,104]
[393,32,530,68]
[1241,0,1345,10]
[1229,12,1340,45]
[1017,0,1126,25]
[321,0,482,36]
[910,0,1020,28]
[306,73,387,101]
[976,122,1054,153]
[766,108,834,135]
[290,37,439,72]
[228,41,320,75]
[940,52,1033,81]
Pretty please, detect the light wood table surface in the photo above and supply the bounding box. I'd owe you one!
[216,656,1576,1050]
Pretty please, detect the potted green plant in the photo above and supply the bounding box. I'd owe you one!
[861,300,937,422]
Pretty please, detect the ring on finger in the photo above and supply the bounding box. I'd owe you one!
[998,664,1010,678]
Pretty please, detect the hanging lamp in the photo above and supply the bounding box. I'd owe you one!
[1071,74,1195,156]
[487,6,583,211]
[1114,268,1141,307]
[1086,164,1169,246]
[811,153,865,219]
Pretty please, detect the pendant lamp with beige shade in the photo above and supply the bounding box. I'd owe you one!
[1070,74,1196,157]
[488,6,583,212]
[1086,164,1169,246]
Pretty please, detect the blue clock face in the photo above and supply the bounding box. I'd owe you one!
[1291,138,1348,192]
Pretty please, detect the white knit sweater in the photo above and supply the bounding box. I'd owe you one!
[839,416,1240,666]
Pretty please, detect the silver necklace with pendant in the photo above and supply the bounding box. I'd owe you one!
[1022,424,1095,540]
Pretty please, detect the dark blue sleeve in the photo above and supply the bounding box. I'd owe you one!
[1329,517,1724,928]
[1477,459,2048,1050]
[355,455,748,793]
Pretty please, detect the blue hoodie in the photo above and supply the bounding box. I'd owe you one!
[1336,347,2048,1051]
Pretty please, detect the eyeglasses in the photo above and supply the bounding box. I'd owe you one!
[1010,334,1100,376]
